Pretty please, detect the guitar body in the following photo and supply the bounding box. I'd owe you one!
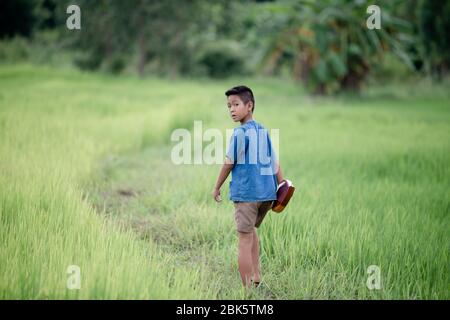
[272,179,295,213]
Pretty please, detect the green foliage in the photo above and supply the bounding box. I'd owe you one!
[255,0,416,94]
[197,40,247,78]
[73,51,102,71]
[2,0,448,90]
[105,55,126,75]
[0,0,36,38]
[0,37,29,62]
[419,0,450,79]
[0,0,58,38]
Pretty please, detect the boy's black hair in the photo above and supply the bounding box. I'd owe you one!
[225,85,255,113]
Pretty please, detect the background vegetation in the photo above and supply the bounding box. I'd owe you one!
[1,0,449,91]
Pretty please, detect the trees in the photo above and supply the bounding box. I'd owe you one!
[419,0,450,80]
[3,0,444,87]
[56,0,209,76]
[254,0,415,94]
[0,0,56,38]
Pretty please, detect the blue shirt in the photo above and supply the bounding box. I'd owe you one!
[226,120,278,202]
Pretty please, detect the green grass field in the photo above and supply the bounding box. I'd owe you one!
[0,64,449,299]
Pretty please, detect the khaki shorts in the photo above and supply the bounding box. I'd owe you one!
[233,201,273,233]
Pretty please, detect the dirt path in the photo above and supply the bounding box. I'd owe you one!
[85,146,278,299]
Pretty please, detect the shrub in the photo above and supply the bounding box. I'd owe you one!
[197,40,247,78]
[0,36,29,63]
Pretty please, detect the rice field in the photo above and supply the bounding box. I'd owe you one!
[0,64,449,299]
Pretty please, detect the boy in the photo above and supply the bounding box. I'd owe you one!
[212,85,284,288]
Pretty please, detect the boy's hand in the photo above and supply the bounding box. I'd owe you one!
[212,188,222,202]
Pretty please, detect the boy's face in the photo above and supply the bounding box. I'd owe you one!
[227,95,252,122]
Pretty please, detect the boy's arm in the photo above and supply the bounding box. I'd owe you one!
[275,160,284,184]
[268,132,283,184]
[212,157,234,202]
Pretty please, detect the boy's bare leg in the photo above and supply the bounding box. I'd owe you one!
[238,231,254,288]
[251,228,261,283]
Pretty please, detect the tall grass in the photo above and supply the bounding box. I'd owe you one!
[0,64,449,299]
